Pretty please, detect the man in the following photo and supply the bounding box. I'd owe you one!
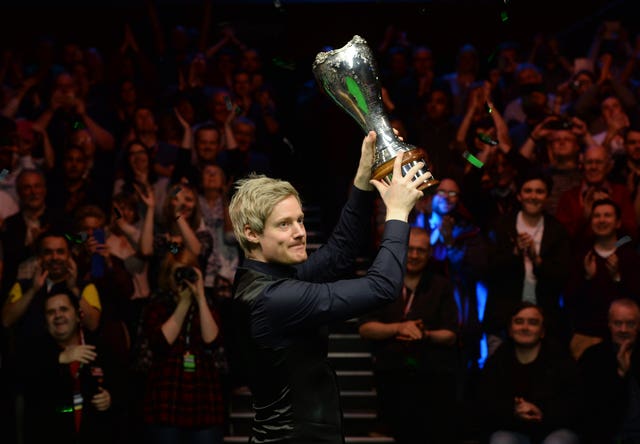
[358,226,458,444]
[485,169,571,352]
[610,125,640,226]
[579,298,640,443]
[556,144,636,246]
[0,169,68,295]
[229,131,425,443]
[23,290,116,444]
[476,302,582,444]
[565,199,640,360]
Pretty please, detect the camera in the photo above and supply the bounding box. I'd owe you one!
[174,266,198,284]
[543,116,573,130]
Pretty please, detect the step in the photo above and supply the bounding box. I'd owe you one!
[228,410,381,436]
[328,351,373,371]
[336,370,375,391]
[230,388,378,411]
[328,333,372,353]
[224,436,395,443]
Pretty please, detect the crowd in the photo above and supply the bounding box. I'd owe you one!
[2,1,640,443]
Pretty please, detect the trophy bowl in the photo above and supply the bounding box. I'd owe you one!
[312,35,438,191]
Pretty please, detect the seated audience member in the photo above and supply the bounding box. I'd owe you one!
[565,198,640,360]
[23,289,120,444]
[556,144,637,246]
[359,227,458,444]
[475,302,582,444]
[485,169,571,354]
[579,298,640,444]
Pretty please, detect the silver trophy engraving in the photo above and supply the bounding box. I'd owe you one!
[312,35,438,190]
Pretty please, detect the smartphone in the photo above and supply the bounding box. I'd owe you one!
[91,228,106,278]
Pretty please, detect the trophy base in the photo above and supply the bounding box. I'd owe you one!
[372,149,439,192]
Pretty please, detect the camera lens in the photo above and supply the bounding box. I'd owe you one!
[174,266,198,284]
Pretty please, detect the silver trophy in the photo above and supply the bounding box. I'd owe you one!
[312,35,438,190]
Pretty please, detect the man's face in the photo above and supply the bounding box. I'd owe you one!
[432,179,459,215]
[63,148,88,181]
[583,147,610,185]
[625,130,640,162]
[591,203,621,238]
[201,164,225,191]
[40,236,70,280]
[509,307,545,348]
[406,230,430,274]
[601,96,624,123]
[233,122,255,152]
[609,303,640,347]
[133,108,157,133]
[45,293,80,343]
[17,172,46,211]
[253,195,307,265]
[549,130,579,161]
[195,129,221,163]
[517,179,548,217]
[426,90,449,120]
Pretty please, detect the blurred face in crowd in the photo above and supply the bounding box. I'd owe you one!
[609,301,640,347]
[601,96,625,124]
[210,91,231,125]
[548,130,579,162]
[40,236,71,281]
[172,186,196,220]
[412,47,434,76]
[233,72,252,97]
[120,80,137,106]
[233,121,256,152]
[195,128,221,163]
[425,90,450,121]
[127,142,149,175]
[70,129,96,160]
[133,108,157,134]
[201,164,226,192]
[17,171,46,212]
[45,293,80,344]
[509,306,545,348]
[63,147,88,181]
[518,178,548,217]
[406,228,431,275]
[590,202,620,238]
[583,145,611,186]
[432,179,459,216]
[625,129,640,163]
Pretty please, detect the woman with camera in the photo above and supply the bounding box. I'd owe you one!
[140,249,225,443]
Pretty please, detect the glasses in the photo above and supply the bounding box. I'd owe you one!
[436,190,459,198]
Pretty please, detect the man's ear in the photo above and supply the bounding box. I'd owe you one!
[244,224,260,244]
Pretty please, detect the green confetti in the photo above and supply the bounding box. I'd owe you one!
[500,11,509,22]
[463,151,484,168]
[345,76,369,115]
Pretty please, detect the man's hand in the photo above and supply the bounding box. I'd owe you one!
[395,319,424,341]
[617,339,633,377]
[353,131,376,191]
[32,261,49,293]
[91,387,111,411]
[371,153,425,222]
[59,344,97,364]
[514,397,543,422]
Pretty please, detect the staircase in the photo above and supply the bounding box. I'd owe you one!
[223,317,393,443]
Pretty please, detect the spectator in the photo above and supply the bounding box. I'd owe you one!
[484,169,571,354]
[23,289,120,444]
[565,198,640,360]
[358,226,458,444]
[474,302,582,444]
[140,250,225,443]
[579,298,640,443]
